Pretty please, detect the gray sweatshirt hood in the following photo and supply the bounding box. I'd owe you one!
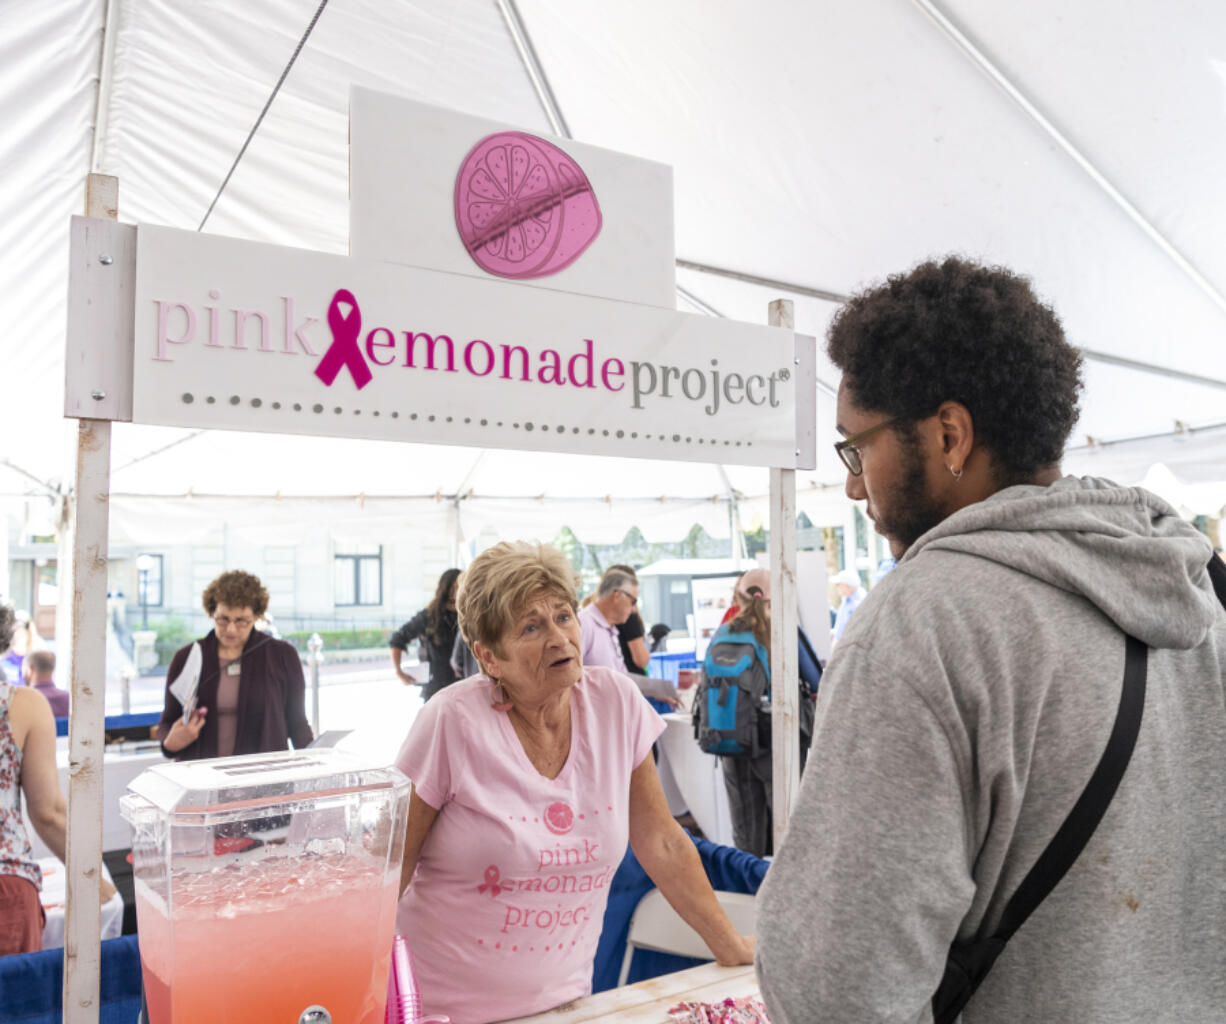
[903,475,1218,651]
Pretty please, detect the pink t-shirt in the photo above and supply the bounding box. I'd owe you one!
[395,666,665,1024]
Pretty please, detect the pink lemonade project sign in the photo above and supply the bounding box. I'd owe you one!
[455,132,603,280]
[124,224,813,470]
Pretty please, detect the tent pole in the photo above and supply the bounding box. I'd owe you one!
[678,257,1226,393]
[54,458,75,691]
[1076,349,1226,391]
[63,172,118,1024]
[89,0,122,172]
[768,299,800,853]
[494,0,571,138]
[716,464,745,569]
[677,258,849,309]
[452,498,465,568]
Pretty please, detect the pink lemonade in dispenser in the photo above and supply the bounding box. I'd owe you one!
[122,750,410,1024]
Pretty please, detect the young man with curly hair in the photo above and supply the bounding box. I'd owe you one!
[756,257,1226,1023]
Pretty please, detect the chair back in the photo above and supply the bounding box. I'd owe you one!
[616,889,755,987]
[0,933,142,1024]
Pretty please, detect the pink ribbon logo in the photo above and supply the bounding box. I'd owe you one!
[313,288,372,390]
[477,865,505,897]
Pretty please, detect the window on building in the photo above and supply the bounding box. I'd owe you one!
[335,546,382,607]
[136,553,164,607]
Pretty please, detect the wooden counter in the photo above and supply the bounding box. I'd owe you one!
[500,963,759,1023]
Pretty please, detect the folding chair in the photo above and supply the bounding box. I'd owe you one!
[616,889,756,986]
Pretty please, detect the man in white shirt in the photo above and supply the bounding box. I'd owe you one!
[830,568,866,644]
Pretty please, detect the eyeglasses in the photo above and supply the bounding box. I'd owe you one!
[214,615,253,630]
[617,589,639,606]
[834,415,904,476]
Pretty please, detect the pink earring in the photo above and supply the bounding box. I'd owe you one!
[489,679,513,712]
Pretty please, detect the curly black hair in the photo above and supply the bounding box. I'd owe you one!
[0,604,14,655]
[828,256,1084,484]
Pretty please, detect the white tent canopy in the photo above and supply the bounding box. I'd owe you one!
[4,0,1226,531]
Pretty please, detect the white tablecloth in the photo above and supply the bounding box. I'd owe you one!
[24,745,166,859]
[38,857,124,949]
[656,713,734,848]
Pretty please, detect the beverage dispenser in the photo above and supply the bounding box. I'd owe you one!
[121,748,410,1024]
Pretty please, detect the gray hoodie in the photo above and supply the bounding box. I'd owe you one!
[756,477,1226,1023]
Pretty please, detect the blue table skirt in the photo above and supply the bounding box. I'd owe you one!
[0,934,142,1024]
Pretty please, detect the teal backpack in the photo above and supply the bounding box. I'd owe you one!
[694,629,772,757]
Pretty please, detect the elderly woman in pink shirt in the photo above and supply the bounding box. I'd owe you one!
[395,542,753,1023]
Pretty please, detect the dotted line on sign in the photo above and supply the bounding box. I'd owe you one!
[178,394,754,447]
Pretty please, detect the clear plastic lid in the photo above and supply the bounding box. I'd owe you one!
[121,747,407,827]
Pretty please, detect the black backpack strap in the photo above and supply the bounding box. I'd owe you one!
[994,634,1147,937]
[933,633,1147,1023]
[1207,554,1226,610]
[937,555,1220,1022]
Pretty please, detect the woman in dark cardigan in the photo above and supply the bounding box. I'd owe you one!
[157,571,313,760]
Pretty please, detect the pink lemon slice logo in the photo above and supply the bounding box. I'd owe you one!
[543,801,575,836]
[454,131,602,280]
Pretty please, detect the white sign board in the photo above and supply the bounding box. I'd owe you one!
[349,87,676,309]
[690,573,742,658]
[124,225,813,469]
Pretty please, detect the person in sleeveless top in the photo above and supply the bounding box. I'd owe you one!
[0,604,114,955]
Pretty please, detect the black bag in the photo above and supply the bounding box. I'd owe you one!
[756,674,815,754]
[932,633,1149,1022]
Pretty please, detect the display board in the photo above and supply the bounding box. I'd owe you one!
[690,573,742,658]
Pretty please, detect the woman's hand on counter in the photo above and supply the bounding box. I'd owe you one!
[714,933,755,966]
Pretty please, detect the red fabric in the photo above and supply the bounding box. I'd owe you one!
[0,873,44,955]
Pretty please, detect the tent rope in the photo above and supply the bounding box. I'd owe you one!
[197,0,332,231]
